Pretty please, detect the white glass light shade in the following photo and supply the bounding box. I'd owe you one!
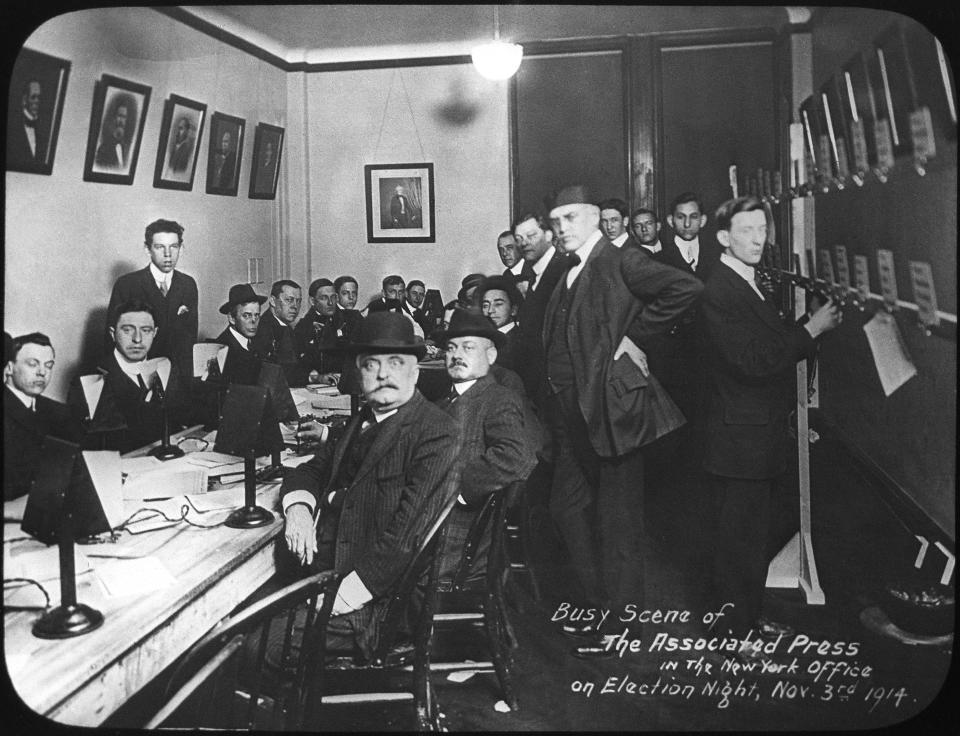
[471,40,523,80]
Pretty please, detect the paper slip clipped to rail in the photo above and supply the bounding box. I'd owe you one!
[863,311,917,396]
[95,556,177,598]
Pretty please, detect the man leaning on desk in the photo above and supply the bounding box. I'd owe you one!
[279,311,460,659]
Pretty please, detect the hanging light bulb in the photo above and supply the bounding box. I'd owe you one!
[471,5,523,81]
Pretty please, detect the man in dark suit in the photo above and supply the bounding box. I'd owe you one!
[7,79,48,169]
[295,278,359,383]
[476,275,522,372]
[216,283,267,386]
[210,129,237,190]
[389,185,419,228]
[94,94,133,170]
[106,219,198,382]
[334,275,360,312]
[3,332,80,501]
[598,198,635,249]
[251,279,306,387]
[280,312,460,658]
[700,196,840,643]
[168,115,194,173]
[496,230,525,284]
[628,208,664,257]
[511,212,567,405]
[434,309,536,582]
[659,191,721,281]
[543,184,701,656]
[70,300,191,454]
[404,279,432,334]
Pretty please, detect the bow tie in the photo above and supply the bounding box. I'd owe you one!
[564,253,581,269]
[22,116,37,128]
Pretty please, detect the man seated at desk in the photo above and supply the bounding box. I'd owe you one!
[279,311,460,658]
[4,331,80,501]
[216,283,267,385]
[434,309,536,583]
[294,277,359,386]
[69,299,190,453]
[251,279,306,387]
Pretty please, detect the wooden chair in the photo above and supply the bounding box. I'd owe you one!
[428,483,520,711]
[505,479,542,604]
[146,490,460,731]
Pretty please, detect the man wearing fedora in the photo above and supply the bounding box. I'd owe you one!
[434,309,537,583]
[216,283,267,386]
[279,311,461,657]
[544,183,702,657]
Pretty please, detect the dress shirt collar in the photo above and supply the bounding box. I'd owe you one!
[114,348,146,384]
[674,235,700,267]
[720,252,765,299]
[533,245,556,277]
[612,232,629,248]
[452,379,477,395]
[639,239,662,254]
[498,321,516,334]
[566,230,603,286]
[272,311,290,329]
[406,300,420,314]
[229,327,250,350]
[509,260,525,277]
[6,382,35,410]
[369,407,398,423]
[149,262,173,290]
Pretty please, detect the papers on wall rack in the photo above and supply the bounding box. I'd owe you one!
[863,311,917,396]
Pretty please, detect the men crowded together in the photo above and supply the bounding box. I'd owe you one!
[7,181,829,662]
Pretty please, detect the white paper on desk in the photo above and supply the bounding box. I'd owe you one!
[121,455,163,477]
[307,384,341,396]
[185,451,244,469]
[186,487,250,512]
[863,311,917,396]
[282,452,315,469]
[6,545,94,582]
[123,466,209,500]
[82,451,126,529]
[4,494,29,522]
[79,373,105,417]
[310,395,351,411]
[95,556,177,598]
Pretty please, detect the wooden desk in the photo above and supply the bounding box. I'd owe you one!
[4,484,282,726]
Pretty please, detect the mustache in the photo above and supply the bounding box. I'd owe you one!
[371,381,400,390]
[448,359,468,368]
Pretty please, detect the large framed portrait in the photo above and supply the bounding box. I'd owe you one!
[6,47,70,175]
[82,74,151,185]
[153,94,207,191]
[248,122,284,200]
[206,112,245,196]
[364,163,435,243]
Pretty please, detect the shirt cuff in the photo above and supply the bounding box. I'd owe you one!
[282,490,316,515]
[337,570,373,611]
[457,494,467,505]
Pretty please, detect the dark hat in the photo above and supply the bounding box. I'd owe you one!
[220,283,267,315]
[437,309,504,349]
[475,275,522,309]
[349,311,427,359]
[460,273,486,290]
[551,183,593,210]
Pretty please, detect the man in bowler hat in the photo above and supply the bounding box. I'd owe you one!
[216,283,268,385]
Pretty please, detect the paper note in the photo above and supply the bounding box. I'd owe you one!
[193,343,229,379]
[79,374,105,418]
[121,455,163,477]
[82,451,125,529]
[185,451,244,469]
[95,556,177,598]
[6,545,93,582]
[863,311,917,396]
[876,249,898,308]
[123,467,209,500]
[833,245,851,288]
[908,261,940,327]
[853,255,871,301]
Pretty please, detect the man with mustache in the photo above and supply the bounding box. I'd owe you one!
[106,219,199,382]
[3,332,79,501]
[94,94,133,170]
[279,311,460,657]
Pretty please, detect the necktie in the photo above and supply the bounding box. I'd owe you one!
[447,386,460,404]
[159,280,168,297]
[23,116,37,129]
[520,262,536,288]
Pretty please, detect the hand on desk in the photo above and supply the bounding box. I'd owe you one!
[296,420,329,444]
[307,370,340,386]
[284,504,317,566]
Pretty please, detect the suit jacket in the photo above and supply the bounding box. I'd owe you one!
[514,252,568,403]
[94,139,128,169]
[280,391,459,656]
[3,387,80,501]
[106,267,199,382]
[68,352,191,454]
[251,312,306,387]
[542,236,702,457]
[7,113,48,169]
[169,138,193,172]
[294,308,355,376]
[657,233,721,282]
[494,325,521,373]
[216,327,262,386]
[212,152,237,189]
[699,261,816,480]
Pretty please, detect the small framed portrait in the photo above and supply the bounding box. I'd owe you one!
[82,74,151,185]
[6,47,70,175]
[153,94,207,191]
[248,122,284,199]
[364,163,435,243]
[206,111,245,196]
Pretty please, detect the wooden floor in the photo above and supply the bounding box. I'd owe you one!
[68,431,954,731]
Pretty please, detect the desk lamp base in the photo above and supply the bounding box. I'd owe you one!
[225,505,274,528]
[148,444,185,461]
[33,603,104,639]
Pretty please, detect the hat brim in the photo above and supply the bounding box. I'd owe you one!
[219,295,268,315]
[435,327,505,350]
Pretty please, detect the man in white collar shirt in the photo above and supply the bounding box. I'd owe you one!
[699,196,840,649]
[497,230,525,282]
[251,279,306,386]
[543,184,701,658]
[106,219,198,382]
[476,275,522,372]
[628,208,663,256]
[661,191,720,281]
[598,198,634,248]
[4,332,79,501]
[279,312,460,659]
[216,283,267,385]
[8,79,47,169]
[334,275,360,312]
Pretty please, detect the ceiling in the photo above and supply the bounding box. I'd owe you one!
[180,4,804,65]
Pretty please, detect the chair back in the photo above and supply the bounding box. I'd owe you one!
[443,482,514,594]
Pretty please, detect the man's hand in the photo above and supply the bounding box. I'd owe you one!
[803,298,842,338]
[614,336,649,377]
[284,504,317,566]
[296,420,329,444]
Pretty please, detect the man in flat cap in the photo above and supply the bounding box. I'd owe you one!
[216,283,267,386]
[543,183,702,657]
[434,309,536,582]
[279,311,461,657]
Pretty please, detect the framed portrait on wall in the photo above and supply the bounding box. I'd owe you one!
[248,122,284,199]
[364,163,435,243]
[6,47,70,175]
[153,94,206,191]
[82,74,151,185]
[206,111,245,196]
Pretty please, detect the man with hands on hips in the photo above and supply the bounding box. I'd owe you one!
[279,311,460,657]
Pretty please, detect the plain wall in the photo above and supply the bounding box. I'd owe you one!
[4,7,286,400]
